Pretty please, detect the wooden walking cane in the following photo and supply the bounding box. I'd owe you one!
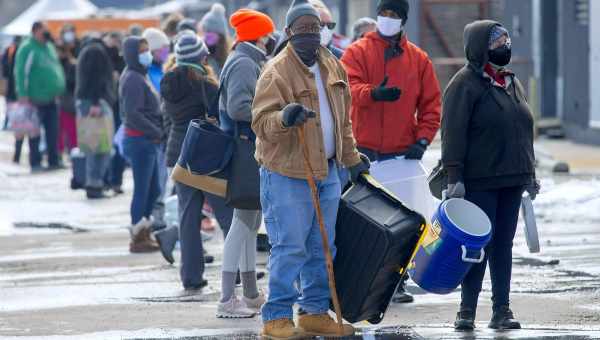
[297,125,344,335]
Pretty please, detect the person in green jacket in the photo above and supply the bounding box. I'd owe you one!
[15,21,66,172]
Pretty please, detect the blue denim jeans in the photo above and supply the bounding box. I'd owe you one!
[85,153,111,189]
[122,135,161,225]
[260,160,341,322]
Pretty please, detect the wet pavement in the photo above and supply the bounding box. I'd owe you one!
[5,326,600,340]
[1,129,600,338]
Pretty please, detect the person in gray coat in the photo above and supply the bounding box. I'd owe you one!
[215,9,276,319]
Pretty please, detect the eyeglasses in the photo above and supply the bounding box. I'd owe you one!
[321,22,337,30]
[292,24,322,35]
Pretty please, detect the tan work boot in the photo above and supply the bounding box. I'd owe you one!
[130,225,160,253]
[298,313,355,337]
[262,318,303,339]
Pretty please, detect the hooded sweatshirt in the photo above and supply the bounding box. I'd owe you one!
[441,20,535,191]
[118,37,162,141]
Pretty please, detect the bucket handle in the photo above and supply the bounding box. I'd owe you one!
[461,245,485,264]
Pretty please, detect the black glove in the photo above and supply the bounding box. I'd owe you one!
[526,179,541,200]
[281,103,316,128]
[349,153,371,183]
[404,139,429,160]
[371,76,401,102]
[445,182,465,199]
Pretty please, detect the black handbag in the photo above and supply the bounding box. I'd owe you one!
[428,160,447,200]
[225,122,261,210]
[178,119,233,175]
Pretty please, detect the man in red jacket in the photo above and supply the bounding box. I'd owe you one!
[341,0,441,303]
[341,0,441,163]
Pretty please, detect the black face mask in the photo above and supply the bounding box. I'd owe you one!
[488,45,511,67]
[289,33,320,66]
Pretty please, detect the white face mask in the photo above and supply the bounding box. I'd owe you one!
[320,26,333,47]
[377,16,403,37]
[63,31,76,44]
[138,51,153,67]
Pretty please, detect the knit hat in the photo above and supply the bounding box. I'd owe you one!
[230,9,275,42]
[142,28,170,51]
[286,0,320,28]
[489,25,509,48]
[175,31,209,64]
[377,0,410,21]
[201,3,228,36]
[352,17,377,41]
[177,18,197,33]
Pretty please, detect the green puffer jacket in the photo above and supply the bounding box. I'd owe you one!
[14,37,65,103]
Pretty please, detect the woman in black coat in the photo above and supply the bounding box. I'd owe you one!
[154,32,232,290]
[441,20,540,331]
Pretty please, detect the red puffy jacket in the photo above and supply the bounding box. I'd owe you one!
[341,32,442,154]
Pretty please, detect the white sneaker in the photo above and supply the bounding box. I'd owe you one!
[216,296,256,319]
[243,290,266,313]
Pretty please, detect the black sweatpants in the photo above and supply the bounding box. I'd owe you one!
[461,185,524,312]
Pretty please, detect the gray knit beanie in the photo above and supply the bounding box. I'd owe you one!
[201,3,228,35]
[175,31,209,64]
[286,0,320,28]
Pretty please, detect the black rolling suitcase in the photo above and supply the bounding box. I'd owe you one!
[333,174,426,324]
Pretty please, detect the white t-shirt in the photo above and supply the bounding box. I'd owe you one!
[309,63,336,159]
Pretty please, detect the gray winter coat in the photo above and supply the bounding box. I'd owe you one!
[218,42,266,135]
[118,36,162,141]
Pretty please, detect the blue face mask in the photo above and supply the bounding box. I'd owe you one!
[138,51,153,67]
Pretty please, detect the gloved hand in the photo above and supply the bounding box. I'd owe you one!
[349,153,371,183]
[405,139,429,160]
[281,103,316,128]
[445,182,465,199]
[526,179,541,200]
[371,76,401,102]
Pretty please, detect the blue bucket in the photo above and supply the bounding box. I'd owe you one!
[408,198,492,294]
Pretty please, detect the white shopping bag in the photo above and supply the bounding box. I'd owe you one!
[370,156,437,222]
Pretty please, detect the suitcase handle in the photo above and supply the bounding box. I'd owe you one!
[461,245,485,264]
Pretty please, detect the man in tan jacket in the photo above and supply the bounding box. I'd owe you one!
[252,0,369,338]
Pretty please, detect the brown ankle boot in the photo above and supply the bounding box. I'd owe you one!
[262,318,303,339]
[298,313,354,337]
[129,226,160,253]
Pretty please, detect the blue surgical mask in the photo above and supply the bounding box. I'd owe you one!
[138,51,153,67]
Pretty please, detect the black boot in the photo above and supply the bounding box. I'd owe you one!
[454,308,476,331]
[489,306,521,330]
[86,187,107,199]
[13,139,23,164]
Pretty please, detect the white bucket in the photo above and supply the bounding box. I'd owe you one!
[370,156,437,220]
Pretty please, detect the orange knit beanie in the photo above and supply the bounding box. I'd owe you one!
[230,9,275,42]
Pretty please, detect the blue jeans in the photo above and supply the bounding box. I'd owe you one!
[122,135,161,225]
[260,160,341,322]
[86,153,111,189]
